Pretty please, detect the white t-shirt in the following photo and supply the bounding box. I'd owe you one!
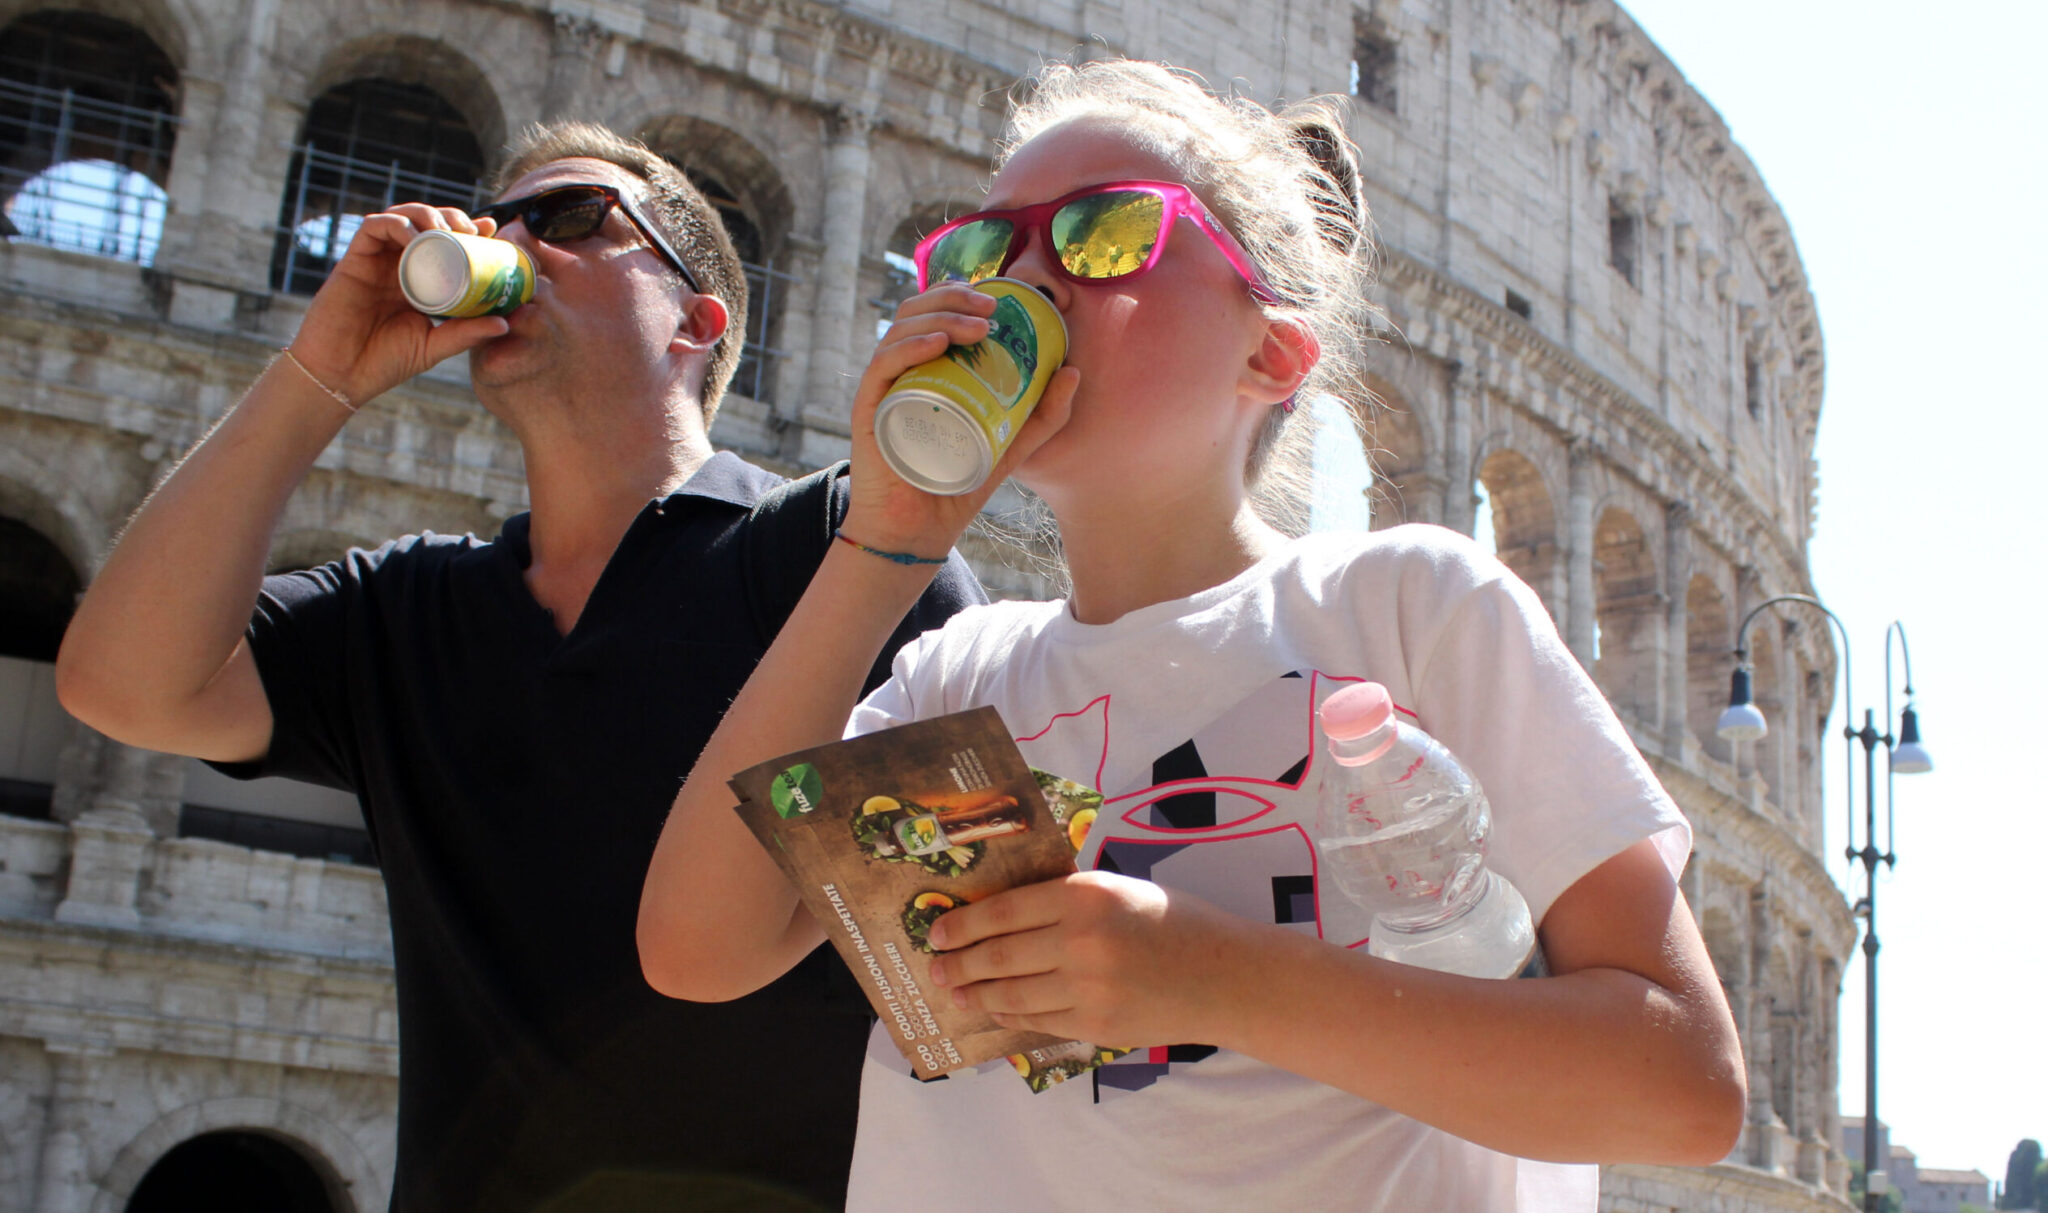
[842,526,1689,1212]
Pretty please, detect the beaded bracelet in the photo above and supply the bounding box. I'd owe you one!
[833,530,948,567]
[278,347,356,414]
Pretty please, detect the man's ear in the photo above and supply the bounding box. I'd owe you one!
[1244,317,1319,405]
[674,294,730,353]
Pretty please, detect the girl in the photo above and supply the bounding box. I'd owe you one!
[639,59,1743,1211]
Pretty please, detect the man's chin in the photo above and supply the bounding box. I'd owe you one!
[468,332,544,391]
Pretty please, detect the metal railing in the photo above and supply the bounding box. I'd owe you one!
[734,259,796,402]
[0,77,177,265]
[270,143,488,294]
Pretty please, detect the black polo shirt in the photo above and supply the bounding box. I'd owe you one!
[214,452,984,1212]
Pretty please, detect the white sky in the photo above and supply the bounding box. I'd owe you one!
[1615,0,2048,1188]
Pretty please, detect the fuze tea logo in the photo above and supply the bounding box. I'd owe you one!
[770,763,824,818]
[942,293,1037,409]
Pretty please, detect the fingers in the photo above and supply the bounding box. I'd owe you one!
[422,314,512,363]
[378,202,489,237]
[346,205,494,262]
[894,280,997,324]
[926,879,1065,951]
[929,924,1061,991]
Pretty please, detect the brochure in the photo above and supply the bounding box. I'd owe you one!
[729,706,1121,1089]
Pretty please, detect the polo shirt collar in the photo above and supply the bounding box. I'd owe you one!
[491,450,781,566]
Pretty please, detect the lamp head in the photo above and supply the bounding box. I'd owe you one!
[1715,665,1769,742]
[1890,703,1933,775]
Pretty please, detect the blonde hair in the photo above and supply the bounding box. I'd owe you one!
[999,59,1382,535]
[493,121,749,421]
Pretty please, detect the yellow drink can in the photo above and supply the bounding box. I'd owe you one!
[397,230,535,318]
[874,278,1067,496]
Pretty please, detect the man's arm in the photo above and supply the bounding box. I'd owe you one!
[55,204,510,763]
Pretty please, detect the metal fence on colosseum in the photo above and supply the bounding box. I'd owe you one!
[0,76,792,405]
[0,77,175,263]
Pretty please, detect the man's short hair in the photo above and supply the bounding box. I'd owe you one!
[493,121,750,422]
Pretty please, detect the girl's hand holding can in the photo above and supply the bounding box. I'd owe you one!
[289,203,514,411]
[840,281,1078,562]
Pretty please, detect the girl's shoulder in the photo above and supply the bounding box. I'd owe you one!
[916,595,1067,652]
[1277,524,1513,604]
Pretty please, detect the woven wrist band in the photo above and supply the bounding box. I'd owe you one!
[833,530,947,567]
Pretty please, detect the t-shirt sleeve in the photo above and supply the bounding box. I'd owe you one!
[823,472,989,698]
[1390,533,1689,926]
[202,559,368,793]
[866,552,985,697]
[847,627,945,739]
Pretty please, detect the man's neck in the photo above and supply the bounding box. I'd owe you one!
[509,393,716,634]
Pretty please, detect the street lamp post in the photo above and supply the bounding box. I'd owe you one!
[1714,595,1932,1212]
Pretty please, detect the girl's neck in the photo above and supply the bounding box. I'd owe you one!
[1058,495,1288,625]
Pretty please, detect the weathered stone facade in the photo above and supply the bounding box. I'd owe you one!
[0,0,1852,1209]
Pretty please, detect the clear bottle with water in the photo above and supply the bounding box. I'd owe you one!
[1313,681,1545,979]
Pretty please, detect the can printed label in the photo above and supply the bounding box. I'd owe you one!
[894,814,947,857]
[874,278,1066,496]
[398,230,536,319]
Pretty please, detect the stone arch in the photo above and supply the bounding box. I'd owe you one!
[0,7,183,263]
[125,1129,342,1212]
[1748,616,1787,814]
[270,42,501,294]
[1362,377,1431,530]
[1686,572,1734,765]
[91,1096,383,1213]
[0,463,98,584]
[268,528,375,574]
[868,204,955,342]
[1762,943,1802,1133]
[636,114,794,265]
[1475,446,1561,620]
[1698,901,1744,1007]
[639,114,797,402]
[0,509,80,661]
[297,34,506,169]
[0,0,194,76]
[1591,505,1658,725]
[0,503,81,819]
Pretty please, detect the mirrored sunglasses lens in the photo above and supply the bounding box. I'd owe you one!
[529,189,611,241]
[1053,190,1164,279]
[925,218,1014,285]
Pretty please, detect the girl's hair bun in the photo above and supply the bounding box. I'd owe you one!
[1289,116,1366,256]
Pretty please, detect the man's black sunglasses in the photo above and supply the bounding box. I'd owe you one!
[475,183,702,294]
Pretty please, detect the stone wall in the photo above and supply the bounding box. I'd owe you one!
[0,0,1849,1209]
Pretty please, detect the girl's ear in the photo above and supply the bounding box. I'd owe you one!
[1244,318,1320,405]
[673,293,730,353]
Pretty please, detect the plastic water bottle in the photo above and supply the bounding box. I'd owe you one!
[1313,682,1544,979]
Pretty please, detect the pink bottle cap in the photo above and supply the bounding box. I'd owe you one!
[1320,681,1393,741]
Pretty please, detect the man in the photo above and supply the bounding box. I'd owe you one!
[55,122,982,1211]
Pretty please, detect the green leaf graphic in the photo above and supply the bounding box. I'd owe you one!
[769,763,825,818]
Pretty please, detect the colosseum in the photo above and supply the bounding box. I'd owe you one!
[0,0,1852,1209]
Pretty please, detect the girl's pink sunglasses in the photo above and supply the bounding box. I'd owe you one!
[912,179,1280,304]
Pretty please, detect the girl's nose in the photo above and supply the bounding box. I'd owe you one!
[999,226,1072,311]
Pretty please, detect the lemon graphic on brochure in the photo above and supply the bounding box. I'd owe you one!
[1067,807,1098,851]
[911,892,955,910]
[861,795,900,815]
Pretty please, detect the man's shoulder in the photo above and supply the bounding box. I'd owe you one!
[670,450,841,514]
[283,529,497,583]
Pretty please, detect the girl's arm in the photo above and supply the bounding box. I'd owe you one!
[925,839,1745,1166]
[636,284,1076,1001]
